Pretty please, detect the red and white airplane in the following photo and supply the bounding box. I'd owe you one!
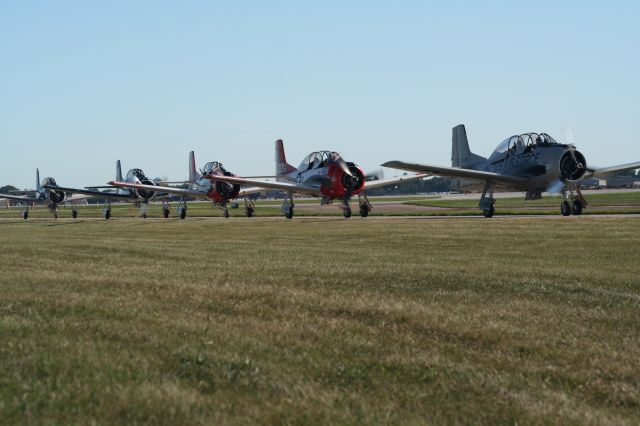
[211,139,425,219]
[108,151,258,219]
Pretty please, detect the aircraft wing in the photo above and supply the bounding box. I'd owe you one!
[381,161,531,186]
[108,181,212,200]
[590,161,640,178]
[43,185,133,201]
[205,175,324,196]
[0,193,40,203]
[364,173,427,190]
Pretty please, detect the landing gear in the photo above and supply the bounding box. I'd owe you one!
[22,208,29,220]
[561,185,588,216]
[483,205,495,218]
[140,204,148,219]
[282,193,294,219]
[244,197,256,218]
[103,201,112,220]
[162,200,170,218]
[479,182,496,218]
[358,192,372,218]
[71,207,78,219]
[572,200,583,215]
[223,208,229,219]
[53,210,58,219]
[343,207,352,218]
[177,199,187,220]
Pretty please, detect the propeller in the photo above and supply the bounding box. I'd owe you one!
[333,153,354,178]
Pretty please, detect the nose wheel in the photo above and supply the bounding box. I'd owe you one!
[561,186,587,216]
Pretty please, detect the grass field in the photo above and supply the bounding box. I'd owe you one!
[1,191,640,219]
[1,217,639,424]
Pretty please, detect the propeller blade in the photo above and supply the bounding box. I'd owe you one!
[547,179,565,194]
[334,154,354,178]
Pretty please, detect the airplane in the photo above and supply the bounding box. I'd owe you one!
[208,139,426,219]
[382,124,640,217]
[45,160,165,219]
[0,169,91,219]
[107,151,259,219]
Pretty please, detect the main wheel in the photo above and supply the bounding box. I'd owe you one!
[163,209,170,218]
[72,210,78,219]
[246,207,254,218]
[141,213,147,219]
[179,207,187,220]
[571,200,583,216]
[343,207,352,219]
[104,209,111,220]
[483,205,495,218]
[285,207,294,219]
[54,211,58,219]
[561,201,571,216]
[359,207,369,217]
[22,211,29,220]
[224,209,229,219]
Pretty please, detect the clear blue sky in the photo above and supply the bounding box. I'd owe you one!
[1,1,638,188]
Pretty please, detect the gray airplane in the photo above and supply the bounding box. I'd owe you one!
[45,160,165,219]
[0,169,90,219]
[383,124,640,217]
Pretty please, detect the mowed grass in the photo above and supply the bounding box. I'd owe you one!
[1,217,639,424]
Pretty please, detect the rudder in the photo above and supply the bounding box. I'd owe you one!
[275,139,296,180]
[451,124,486,168]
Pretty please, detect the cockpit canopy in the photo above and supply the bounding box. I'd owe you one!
[202,162,227,175]
[298,151,338,171]
[488,133,559,161]
[42,177,57,187]
[127,168,147,181]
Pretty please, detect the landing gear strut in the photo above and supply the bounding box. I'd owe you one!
[341,197,352,218]
[561,185,587,216]
[282,193,294,219]
[103,201,112,220]
[479,182,495,218]
[244,197,256,218]
[177,199,187,220]
[358,192,372,218]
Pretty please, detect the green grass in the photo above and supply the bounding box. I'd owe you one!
[1,218,639,424]
[2,191,639,220]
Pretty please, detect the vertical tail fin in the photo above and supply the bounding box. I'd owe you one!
[36,168,41,191]
[275,139,296,180]
[116,160,123,182]
[451,124,486,169]
[188,151,199,181]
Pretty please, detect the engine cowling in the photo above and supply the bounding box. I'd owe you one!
[135,179,157,200]
[212,171,240,202]
[560,149,587,181]
[48,190,66,204]
[322,162,365,199]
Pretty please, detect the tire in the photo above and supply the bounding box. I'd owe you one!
[483,205,495,218]
[163,209,170,218]
[104,210,111,220]
[179,207,187,220]
[246,207,254,218]
[54,211,58,219]
[343,208,352,219]
[572,200,583,216]
[141,213,147,219]
[359,207,369,218]
[561,201,571,216]
[23,211,29,220]
[224,209,229,219]
[72,210,78,219]
[285,207,294,219]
